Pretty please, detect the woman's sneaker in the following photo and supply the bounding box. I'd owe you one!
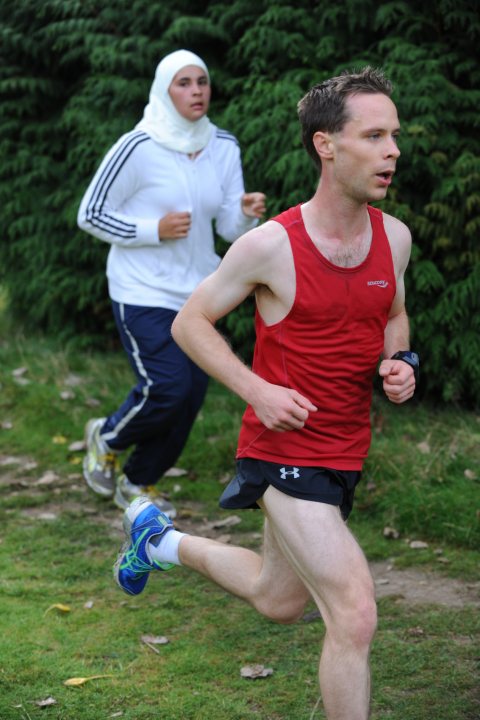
[83,418,118,497]
[114,497,175,595]
[114,473,177,518]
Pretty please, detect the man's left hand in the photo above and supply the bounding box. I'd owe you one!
[378,359,416,404]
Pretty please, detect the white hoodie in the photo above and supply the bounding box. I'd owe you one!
[77,49,257,309]
[77,126,256,309]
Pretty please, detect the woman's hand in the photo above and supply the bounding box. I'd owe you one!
[241,192,266,219]
[158,212,192,240]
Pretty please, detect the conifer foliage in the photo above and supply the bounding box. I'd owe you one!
[1,0,479,404]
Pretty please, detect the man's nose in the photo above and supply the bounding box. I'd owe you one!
[387,138,400,158]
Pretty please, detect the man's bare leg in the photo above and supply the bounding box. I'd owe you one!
[179,516,311,623]
[261,487,377,720]
[179,487,376,720]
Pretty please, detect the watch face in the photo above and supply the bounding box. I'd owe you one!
[392,351,419,371]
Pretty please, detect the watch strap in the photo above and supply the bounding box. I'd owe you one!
[390,351,420,382]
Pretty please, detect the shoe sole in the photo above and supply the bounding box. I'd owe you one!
[113,541,128,590]
[83,418,115,498]
[83,455,115,497]
[113,485,177,518]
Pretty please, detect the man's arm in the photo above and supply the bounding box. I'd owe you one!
[378,216,416,404]
[172,224,317,431]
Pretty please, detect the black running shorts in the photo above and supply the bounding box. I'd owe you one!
[219,458,362,520]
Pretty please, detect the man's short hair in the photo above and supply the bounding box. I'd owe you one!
[298,67,394,170]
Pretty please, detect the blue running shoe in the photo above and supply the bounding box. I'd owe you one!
[114,496,175,595]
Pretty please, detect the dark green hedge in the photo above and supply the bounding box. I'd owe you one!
[1,0,479,405]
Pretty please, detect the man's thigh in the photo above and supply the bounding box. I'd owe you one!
[253,513,311,619]
[260,485,374,615]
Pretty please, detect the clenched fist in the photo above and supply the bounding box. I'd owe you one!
[241,192,266,219]
[158,212,192,240]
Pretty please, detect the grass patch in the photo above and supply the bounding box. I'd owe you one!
[0,320,479,719]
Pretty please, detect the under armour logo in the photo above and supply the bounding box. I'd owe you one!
[367,280,389,288]
[279,466,300,480]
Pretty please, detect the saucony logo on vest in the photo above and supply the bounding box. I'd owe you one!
[280,466,300,480]
[367,280,389,288]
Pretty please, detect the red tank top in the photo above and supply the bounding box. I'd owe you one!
[236,204,396,470]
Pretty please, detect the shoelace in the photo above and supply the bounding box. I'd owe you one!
[102,452,119,477]
[121,532,153,575]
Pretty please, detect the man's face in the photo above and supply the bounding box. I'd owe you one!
[330,92,401,203]
[168,65,211,122]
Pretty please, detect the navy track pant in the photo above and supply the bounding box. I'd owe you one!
[101,301,209,487]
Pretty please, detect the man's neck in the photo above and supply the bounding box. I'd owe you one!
[300,187,373,268]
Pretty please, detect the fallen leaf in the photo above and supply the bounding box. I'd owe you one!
[84,600,94,609]
[407,626,425,637]
[0,455,23,466]
[14,377,31,386]
[35,696,57,707]
[1,421,13,430]
[240,664,274,679]
[69,440,86,452]
[164,467,188,477]
[141,634,169,645]
[44,603,71,615]
[409,540,429,549]
[60,390,75,400]
[64,674,114,687]
[383,526,399,539]
[141,634,169,653]
[177,508,197,519]
[416,441,431,454]
[52,435,68,444]
[12,366,28,377]
[35,471,59,486]
[210,515,242,529]
[85,397,101,407]
[464,468,477,480]
[69,456,82,465]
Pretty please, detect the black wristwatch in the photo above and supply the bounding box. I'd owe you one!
[390,351,420,383]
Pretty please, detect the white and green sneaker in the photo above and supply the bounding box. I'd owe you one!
[83,418,118,497]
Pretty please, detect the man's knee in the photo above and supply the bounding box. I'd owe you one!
[329,585,377,650]
[350,592,377,647]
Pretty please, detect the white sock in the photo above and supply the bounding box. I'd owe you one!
[148,530,185,566]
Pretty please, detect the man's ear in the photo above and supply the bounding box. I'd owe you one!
[313,131,334,160]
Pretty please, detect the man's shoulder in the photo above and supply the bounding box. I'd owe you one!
[381,211,412,245]
[231,219,290,260]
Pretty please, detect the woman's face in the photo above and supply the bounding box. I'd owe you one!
[168,65,211,121]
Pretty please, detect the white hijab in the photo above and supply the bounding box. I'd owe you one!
[135,49,214,153]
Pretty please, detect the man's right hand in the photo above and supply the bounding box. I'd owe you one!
[158,212,192,240]
[251,383,317,432]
